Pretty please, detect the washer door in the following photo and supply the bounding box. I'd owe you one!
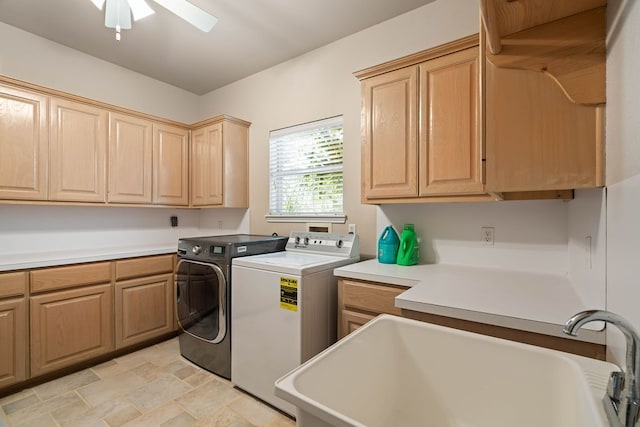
[176,259,227,343]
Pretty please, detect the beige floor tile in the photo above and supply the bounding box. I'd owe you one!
[11,412,58,427]
[173,364,199,380]
[0,338,293,427]
[103,404,142,427]
[263,414,296,427]
[78,371,148,408]
[122,402,184,426]
[1,392,41,415]
[92,360,131,379]
[126,375,192,413]
[194,406,256,427]
[0,389,36,407]
[159,410,197,427]
[8,391,82,426]
[175,379,241,419]
[34,369,100,401]
[227,395,281,426]
[182,370,215,388]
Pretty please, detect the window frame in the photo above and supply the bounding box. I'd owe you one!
[265,115,346,224]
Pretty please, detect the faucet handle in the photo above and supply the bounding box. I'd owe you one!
[608,371,625,404]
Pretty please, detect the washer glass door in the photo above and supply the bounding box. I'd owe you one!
[176,260,227,343]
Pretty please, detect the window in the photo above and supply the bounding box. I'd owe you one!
[266,116,345,223]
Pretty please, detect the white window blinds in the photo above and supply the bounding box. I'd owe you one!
[268,116,344,221]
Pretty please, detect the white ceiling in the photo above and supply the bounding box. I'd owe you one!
[0,0,437,95]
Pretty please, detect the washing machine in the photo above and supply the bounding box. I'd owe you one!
[231,231,360,415]
[175,234,288,379]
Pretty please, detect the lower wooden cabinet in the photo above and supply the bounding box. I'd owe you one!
[337,279,406,339]
[0,298,27,388]
[115,273,174,349]
[30,283,114,377]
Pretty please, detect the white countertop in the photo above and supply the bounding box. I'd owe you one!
[334,259,604,344]
[0,245,176,271]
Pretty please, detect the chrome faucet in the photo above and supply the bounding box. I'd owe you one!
[564,310,640,427]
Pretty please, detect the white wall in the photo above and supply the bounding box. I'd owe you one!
[197,0,480,256]
[377,188,606,310]
[0,22,200,123]
[605,0,640,367]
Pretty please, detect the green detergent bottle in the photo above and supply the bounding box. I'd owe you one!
[396,224,419,266]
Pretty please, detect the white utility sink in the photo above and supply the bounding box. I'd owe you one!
[275,314,617,427]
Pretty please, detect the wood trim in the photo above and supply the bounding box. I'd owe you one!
[354,34,480,81]
[402,308,606,360]
[115,255,174,281]
[479,0,501,54]
[30,262,112,294]
[500,190,574,201]
[0,272,27,299]
[190,114,251,129]
[0,75,249,130]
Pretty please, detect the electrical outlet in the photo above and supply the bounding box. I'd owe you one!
[348,223,357,234]
[481,227,494,246]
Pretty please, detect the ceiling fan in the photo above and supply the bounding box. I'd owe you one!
[90,0,218,40]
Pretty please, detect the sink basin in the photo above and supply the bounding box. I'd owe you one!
[275,314,617,427]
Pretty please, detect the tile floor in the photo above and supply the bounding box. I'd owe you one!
[0,338,296,427]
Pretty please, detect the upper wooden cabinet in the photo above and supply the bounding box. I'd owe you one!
[485,64,604,192]
[191,117,249,208]
[49,97,108,203]
[0,84,48,201]
[108,112,153,204]
[153,123,189,206]
[357,36,494,203]
[0,76,249,208]
[483,3,606,193]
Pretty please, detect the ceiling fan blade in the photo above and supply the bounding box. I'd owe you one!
[152,0,217,32]
[90,0,106,10]
[105,0,132,29]
[127,0,154,21]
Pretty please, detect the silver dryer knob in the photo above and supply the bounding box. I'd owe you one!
[192,245,202,255]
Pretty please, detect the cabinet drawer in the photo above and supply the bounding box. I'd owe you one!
[340,279,405,316]
[0,272,27,299]
[30,262,112,294]
[115,255,174,281]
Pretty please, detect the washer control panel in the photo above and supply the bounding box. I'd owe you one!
[287,231,359,258]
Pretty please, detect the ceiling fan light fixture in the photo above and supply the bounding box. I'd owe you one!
[128,0,155,21]
[153,0,218,32]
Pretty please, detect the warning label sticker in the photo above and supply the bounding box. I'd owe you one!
[280,277,298,312]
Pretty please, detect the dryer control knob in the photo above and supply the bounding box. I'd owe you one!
[304,237,310,245]
[192,245,202,255]
[336,239,343,248]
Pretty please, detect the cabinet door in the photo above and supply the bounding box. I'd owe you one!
[485,63,604,192]
[339,310,373,340]
[30,284,113,376]
[115,274,174,349]
[108,112,153,203]
[153,123,189,206]
[362,66,419,200]
[419,47,484,196]
[0,298,27,388]
[0,85,48,201]
[221,120,249,208]
[50,98,107,202]
[191,123,223,206]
